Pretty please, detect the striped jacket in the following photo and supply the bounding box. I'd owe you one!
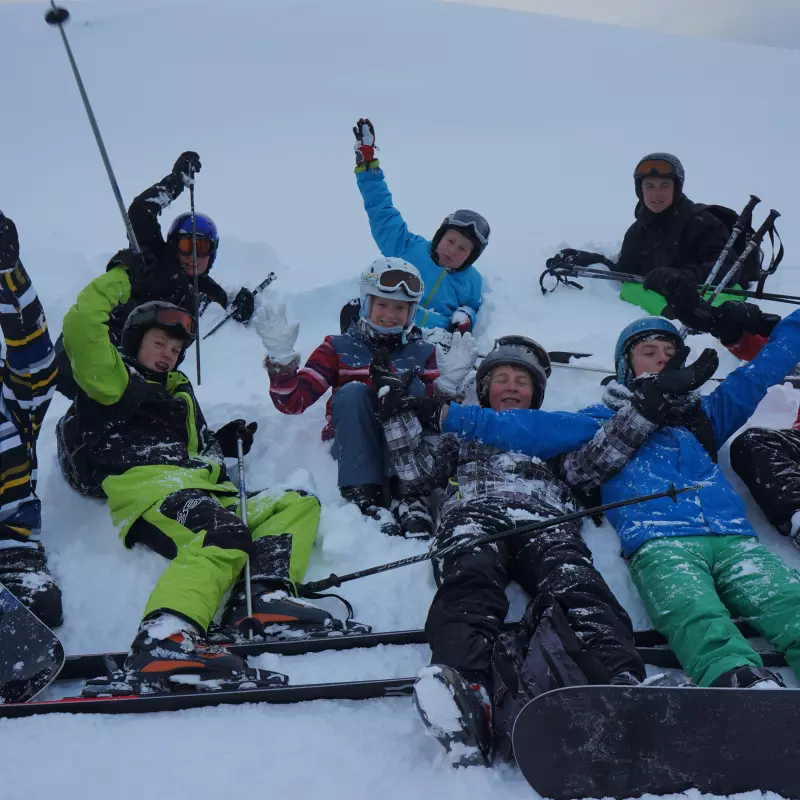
[267,320,439,439]
[0,261,56,548]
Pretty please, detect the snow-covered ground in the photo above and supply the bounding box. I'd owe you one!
[2,0,800,797]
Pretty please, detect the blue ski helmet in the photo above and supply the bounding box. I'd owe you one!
[167,212,219,268]
[614,317,682,386]
[633,152,685,201]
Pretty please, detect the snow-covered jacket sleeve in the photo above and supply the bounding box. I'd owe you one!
[355,168,429,258]
[266,336,340,415]
[441,403,601,460]
[559,403,657,492]
[127,170,185,254]
[383,411,458,494]
[702,308,800,445]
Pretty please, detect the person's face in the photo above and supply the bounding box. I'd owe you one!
[369,297,412,329]
[488,365,534,411]
[641,177,675,213]
[435,228,474,270]
[630,337,677,377]
[177,251,211,276]
[137,327,185,373]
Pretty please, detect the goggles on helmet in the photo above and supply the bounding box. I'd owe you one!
[175,235,216,257]
[635,159,677,180]
[363,268,423,298]
[447,210,490,247]
[143,307,197,338]
[494,335,552,377]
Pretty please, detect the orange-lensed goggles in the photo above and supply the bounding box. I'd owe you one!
[635,159,676,179]
[175,235,216,257]
[152,307,196,338]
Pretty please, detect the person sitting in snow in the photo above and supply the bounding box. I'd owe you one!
[54,151,255,398]
[55,261,337,689]
[0,213,62,628]
[348,118,487,334]
[375,335,647,766]
[255,257,477,539]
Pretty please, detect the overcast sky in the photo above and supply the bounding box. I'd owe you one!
[444,0,800,49]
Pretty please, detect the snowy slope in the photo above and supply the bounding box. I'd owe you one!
[1,0,800,797]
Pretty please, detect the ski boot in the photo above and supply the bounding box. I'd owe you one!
[413,665,493,767]
[712,665,785,689]
[392,496,434,540]
[0,543,63,628]
[341,485,403,537]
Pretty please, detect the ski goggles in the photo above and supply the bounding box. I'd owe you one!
[447,210,490,247]
[634,159,677,179]
[175,235,216,257]
[364,269,423,298]
[494,335,552,376]
[146,307,197,338]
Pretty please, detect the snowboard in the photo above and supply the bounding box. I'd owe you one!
[0,581,65,703]
[512,684,800,800]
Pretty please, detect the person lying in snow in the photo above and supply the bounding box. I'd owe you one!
[54,151,255,399]
[256,257,477,539]
[0,214,62,628]
[55,267,336,689]
[375,335,647,766]
[351,118,487,333]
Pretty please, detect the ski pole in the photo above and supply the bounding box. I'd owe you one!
[236,434,255,641]
[300,483,702,594]
[202,273,278,340]
[188,180,202,385]
[45,3,140,253]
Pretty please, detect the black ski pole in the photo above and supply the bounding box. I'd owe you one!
[299,483,702,594]
[45,3,140,254]
[202,273,278,340]
[236,434,256,641]
[189,179,201,385]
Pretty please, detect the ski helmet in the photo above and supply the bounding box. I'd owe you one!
[431,209,490,269]
[167,212,220,268]
[121,301,197,367]
[359,257,424,336]
[633,152,685,201]
[475,335,551,409]
[614,317,682,387]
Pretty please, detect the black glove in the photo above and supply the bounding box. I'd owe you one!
[107,248,162,294]
[231,287,255,323]
[370,348,417,418]
[713,301,781,346]
[547,249,614,269]
[0,213,20,271]
[400,395,446,433]
[214,419,258,458]
[643,268,700,310]
[631,346,719,424]
[172,151,201,185]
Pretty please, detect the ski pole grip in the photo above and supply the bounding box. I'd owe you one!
[754,209,781,241]
[741,194,761,221]
[45,5,69,25]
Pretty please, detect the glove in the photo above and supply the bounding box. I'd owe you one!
[383,394,445,432]
[643,268,701,311]
[435,332,478,397]
[714,301,781,346]
[172,151,201,186]
[547,249,613,269]
[214,419,258,458]
[631,346,719,424]
[353,118,376,168]
[0,213,20,272]
[449,308,472,334]
[230,287,255,323]
[108,248,163,296]
[252,303,300,364]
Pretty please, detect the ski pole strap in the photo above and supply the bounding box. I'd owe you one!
[539,264,584,294]
[755,220,784,298]
[297,590,356,623]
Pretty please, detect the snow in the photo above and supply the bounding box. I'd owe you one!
[2,0,800,797]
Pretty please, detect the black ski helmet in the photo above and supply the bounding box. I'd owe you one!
[121,301,197,366]
[431,209,490,269]
[475,335,551,409]
[634,152,685,200]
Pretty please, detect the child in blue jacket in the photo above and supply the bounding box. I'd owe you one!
[352,118,487,332]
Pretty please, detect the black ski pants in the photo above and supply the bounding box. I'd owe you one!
[426,502,644,686]
[730,427,800,533]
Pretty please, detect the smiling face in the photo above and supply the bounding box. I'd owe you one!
[435,228,474,270]
[487,364,534,411]
[369,296,412,329]
[137,327,185,373]
[630,337,678,378]
[641,177,675,213]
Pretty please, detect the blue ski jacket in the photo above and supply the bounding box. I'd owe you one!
[356,167,483,330]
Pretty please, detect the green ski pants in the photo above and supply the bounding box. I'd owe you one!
[629,535,800,686]
[620,282,743,316]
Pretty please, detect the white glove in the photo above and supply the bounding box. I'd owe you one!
[435,331,479,397]
[252,303,300,364]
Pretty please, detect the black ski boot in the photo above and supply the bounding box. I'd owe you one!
[0,543,63,628]
[413,665,493,767]
[392,495,434,540]
[712,665,785,689]
[341,484,403,537]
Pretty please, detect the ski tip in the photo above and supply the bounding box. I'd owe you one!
[45,6,70,25]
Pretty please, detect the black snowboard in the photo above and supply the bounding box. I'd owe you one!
[0,581,64,703]
[512,684,800,800]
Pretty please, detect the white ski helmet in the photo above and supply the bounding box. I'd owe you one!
[359,257,424,335]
